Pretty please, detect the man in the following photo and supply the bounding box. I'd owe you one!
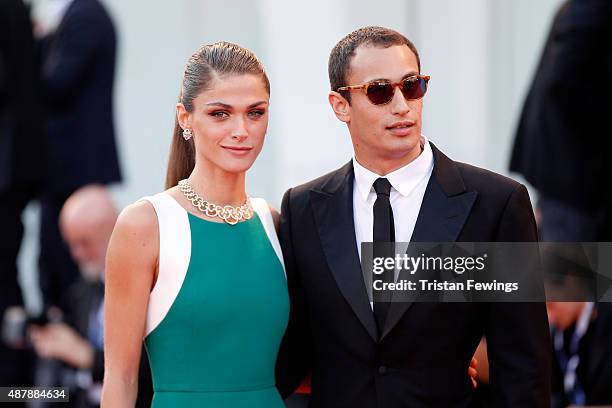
[547,301,612,407]
[544,248,612,407]
[38,0,122,312]
[0,0,44,390]
[29,185,151,408]
[276,26,551,407]
[510,0,612,242]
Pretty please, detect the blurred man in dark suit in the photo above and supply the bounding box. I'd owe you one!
[511,4,612,405]
[29,185,152,408]
[0,0,44,390]
[547,302,612,407]
[510,0,612,242]
[39,0,122,311]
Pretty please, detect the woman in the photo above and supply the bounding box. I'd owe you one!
[101,42,287,407]
[101,41,478,407]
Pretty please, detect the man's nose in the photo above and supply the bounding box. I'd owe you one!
[390,87,410,115]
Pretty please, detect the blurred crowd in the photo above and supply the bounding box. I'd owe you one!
[510,1,612,407]
[0,0,150,407]
[1,0,611,407]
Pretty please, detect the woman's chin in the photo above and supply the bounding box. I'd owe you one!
[218,159,256,175]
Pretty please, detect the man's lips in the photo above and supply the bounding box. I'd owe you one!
[386,120,416,135]
[386,120,416,130]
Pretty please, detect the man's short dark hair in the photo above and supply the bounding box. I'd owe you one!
[328,26,421,103]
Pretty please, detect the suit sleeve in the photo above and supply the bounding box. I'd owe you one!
[0,3,11,102]
[485,184,551,407]
[275,188,314,399]
[41,8,105,103]
[0,53,6,104]
[92,349,104,382]
[0,36,6,101]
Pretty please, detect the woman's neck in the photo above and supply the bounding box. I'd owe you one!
[187,164,247,206]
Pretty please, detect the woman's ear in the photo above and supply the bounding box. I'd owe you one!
[328,91,351,123]
[176,103,190,129]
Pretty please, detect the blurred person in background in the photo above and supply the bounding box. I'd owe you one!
[29,185,152,407]
[38,0,122,313]
[510,0,612,243]
[470,300,612,408]
[546,301,612,407]
[511,1,612,406]
[0,0,44,392]
[543,245,612,407]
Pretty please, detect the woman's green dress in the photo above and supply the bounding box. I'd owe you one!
[141,193,288,407]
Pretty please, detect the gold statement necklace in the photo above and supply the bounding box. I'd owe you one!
[178,179,253,225]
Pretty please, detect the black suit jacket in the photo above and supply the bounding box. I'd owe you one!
[0,0,44,193]
[510,0,612,211]
[277,144,551,408]
[41,0,121,194]
[65,279,105,384]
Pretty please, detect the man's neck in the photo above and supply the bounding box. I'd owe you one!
[354,145,423,176]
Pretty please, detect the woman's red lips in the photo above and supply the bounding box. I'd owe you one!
[222,145,253,155]
[222,146,253,150]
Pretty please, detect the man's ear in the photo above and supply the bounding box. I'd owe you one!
[328,91,351,123]
[176,102,190,129]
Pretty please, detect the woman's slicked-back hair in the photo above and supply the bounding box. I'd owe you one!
[328,26,420,104]
[165,42,270,189]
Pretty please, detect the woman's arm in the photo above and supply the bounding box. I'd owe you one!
[101,201,158,407]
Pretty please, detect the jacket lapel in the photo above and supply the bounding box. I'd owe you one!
[381,144,478,340]
[310,161,378,342]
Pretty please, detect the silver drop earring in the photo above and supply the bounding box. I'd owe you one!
[182,128,192,141]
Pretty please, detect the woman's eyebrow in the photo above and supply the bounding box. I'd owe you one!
[248,101,268,108]
[205,101,268,109]
[206,102,232,109]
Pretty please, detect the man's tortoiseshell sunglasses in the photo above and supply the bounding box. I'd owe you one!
[337,75,430,105]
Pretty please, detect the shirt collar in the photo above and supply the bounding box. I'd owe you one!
[352,134,434,201]
[55,0,76,20]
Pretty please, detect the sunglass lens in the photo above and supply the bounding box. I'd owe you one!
[402,77,427,100]
[366,83,394,105]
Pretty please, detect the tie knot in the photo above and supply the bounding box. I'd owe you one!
[373,178,392,196]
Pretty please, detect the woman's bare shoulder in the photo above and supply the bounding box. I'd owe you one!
[105,199,160,285]
[114,200,158,237]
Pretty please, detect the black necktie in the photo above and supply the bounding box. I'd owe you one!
[372,178,395,337]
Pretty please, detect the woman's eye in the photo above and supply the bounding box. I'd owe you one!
[248,109,265,118]
[210,111,229,118]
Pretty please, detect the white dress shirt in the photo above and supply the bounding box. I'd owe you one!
[36,0,75,36]
[353,135,434,308]
[353,135,434,260]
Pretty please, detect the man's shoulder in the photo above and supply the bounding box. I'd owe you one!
[431,142,526,201]
[456,161,520,189]
[286,161,351,198]
[453,160,527,204]
[65,0,115,30]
